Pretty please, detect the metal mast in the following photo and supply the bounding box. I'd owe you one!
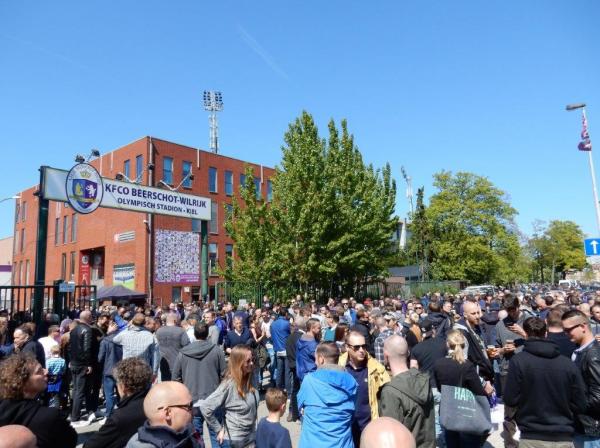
[203,91,224,153]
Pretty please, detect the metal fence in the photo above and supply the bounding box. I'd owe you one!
[215,279,465,306]
[0,284,97,321]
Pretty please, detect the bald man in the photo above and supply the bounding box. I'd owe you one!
[453,301,494,391]
[126,381,201,447]
[360,417,416,448]
[379,335,435,448]
[0,425,36,448]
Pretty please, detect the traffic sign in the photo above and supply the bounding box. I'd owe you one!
[584,238,600,256]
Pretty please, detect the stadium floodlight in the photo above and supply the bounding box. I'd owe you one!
[203,90,224,153]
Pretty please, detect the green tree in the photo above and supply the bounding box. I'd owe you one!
[426,171,526,284]
[528,220,586,284]
[403,187,432,280]
[223,111,397,296]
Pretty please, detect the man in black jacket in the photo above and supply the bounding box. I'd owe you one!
[351,309,374,356]
[83,357,152,448]
[453,300,494,395]
[562,310,600,447]
[504,317,586,445]
[13,325,45,368]
[286,315,305,422]
[69,310,95,426]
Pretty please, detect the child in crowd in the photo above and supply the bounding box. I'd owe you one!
[46,344,66,408]
[256,388,292,448]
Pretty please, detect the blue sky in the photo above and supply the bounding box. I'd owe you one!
[1,1,599,241]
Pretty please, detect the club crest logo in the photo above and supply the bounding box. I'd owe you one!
[65,163,103,214]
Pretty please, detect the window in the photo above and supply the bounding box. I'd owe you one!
[224,170,233,196]
[25,260,30,285]
[240,173,246,191]
[172,287,182,303]
[136,155,144,182]
[61,253,67,280]
[163,157,173,184]
[19,228,24,253]
[253,177,261,200]
[15,203,20,224]
[19,261,23,285]
[267,180,273,202]
[71,215,77,242]
[12,262,17,284]
[209,243,218,274]
[70,252,76,281]
[210,202,218,234]
[209,167,218,193]
[21,202,26,221]
[225,244,233,268]
[55,217,60,245]
[14,229,19,255]
[124,159,131,179]
[182,161,192,188]
[192,219,201,233]
[63,216,68,244]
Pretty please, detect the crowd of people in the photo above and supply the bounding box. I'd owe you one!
[0,288,598,448]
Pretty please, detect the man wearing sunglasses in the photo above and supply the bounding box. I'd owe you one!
[126,381,201,447]
[339,331,389,448]
[562,310,600,448]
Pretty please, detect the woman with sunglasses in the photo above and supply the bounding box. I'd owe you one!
[198,345,259,448]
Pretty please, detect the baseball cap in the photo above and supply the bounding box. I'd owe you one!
[420,318,434,337]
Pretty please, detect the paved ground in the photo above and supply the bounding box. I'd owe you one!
[76,400,507,447]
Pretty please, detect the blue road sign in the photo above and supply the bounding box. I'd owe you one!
[584,238,600,256]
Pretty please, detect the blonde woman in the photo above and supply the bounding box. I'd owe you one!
[407,312,423,342]
[198,345,259,448]
[433,329,486,448]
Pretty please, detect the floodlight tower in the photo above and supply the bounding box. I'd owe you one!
[400,166,414,216]
[203,91,223,153]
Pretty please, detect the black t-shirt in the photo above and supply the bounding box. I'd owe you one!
[410,336,447,387]
[256,418,292,448]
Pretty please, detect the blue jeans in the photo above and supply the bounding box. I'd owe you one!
[276,355,290,392]
[103,375,117,417]
[266,345,276,386]
[193,407,224,448]
[575,434,600,448]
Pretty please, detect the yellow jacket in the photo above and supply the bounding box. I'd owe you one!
[338,352,390,420]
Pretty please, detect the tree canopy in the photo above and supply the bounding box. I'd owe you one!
[222,111,397,296]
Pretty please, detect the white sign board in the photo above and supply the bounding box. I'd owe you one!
[43,166,211,220]
[59,282,76,293]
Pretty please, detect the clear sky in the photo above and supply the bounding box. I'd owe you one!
[1,1,599,242]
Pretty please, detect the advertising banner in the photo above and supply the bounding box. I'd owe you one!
[113,263,136,289]
[154,229,200,284]
[43,166,211,220]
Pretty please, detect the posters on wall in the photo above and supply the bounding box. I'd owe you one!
[154,229,200,283]
[113,263,136,290]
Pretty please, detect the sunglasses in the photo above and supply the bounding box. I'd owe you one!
[347,343,367,351]
[563,323,583,333]
[415,306,423,310]
[158,401,193,413]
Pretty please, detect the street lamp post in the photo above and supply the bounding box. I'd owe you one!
[0,195,20,204]
[566,103,600,236]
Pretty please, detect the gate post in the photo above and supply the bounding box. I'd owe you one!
[33,166,49,334]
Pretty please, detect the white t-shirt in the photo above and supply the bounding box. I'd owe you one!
[38,336,59,360]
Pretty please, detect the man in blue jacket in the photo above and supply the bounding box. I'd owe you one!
[296,318,321,382]
[298,342,357,448]
[270,311,291,391]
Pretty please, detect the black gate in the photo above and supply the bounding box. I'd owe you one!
[0,284,97,321]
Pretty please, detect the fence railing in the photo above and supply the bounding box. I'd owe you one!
[0,284,97,321]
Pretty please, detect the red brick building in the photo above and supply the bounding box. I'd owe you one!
[11,137,275,305]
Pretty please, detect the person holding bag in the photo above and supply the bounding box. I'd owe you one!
[198,344,259,448]
[433,330,491,448]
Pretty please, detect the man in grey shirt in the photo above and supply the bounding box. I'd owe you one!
[203,311,220,346]
[155,313,189,381]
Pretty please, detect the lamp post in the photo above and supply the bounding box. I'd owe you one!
[0,195,20,204]
[566,103,600,235]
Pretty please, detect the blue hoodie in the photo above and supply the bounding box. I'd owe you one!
[298,366,357,448]
[296,336,318,381]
